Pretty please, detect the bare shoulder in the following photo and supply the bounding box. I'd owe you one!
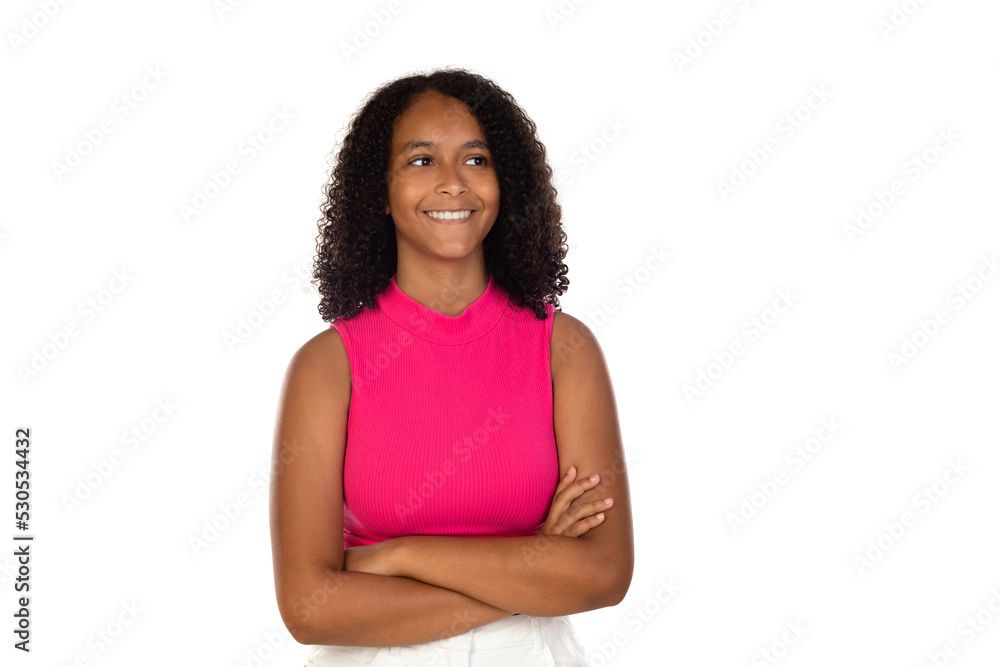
[298,325,350,365]
[550,310,603,381]
[284,326,351,394]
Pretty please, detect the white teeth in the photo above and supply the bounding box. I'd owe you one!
[426,210,471,220]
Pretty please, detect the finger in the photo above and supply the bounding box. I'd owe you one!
[572,499,613,524]
[559,496,608,529]
[541,475,577,532]
[576,499,613,522]
[582,513,606,532]
[547,472,579,517]
[556,473,601,506]
[544,514,571,537]
[588,497,613,513]
[544,473,602,534]
[553,465,576,494]
[567,512,606,538]
[549,470,587,513]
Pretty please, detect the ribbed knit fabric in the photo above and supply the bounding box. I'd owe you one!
[330,273,558,549]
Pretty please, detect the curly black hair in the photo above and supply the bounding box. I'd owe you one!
[312,67,569,323]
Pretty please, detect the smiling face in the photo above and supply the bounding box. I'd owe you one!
[384,91,500,267]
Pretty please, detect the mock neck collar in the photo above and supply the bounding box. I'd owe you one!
[377,273,509,344]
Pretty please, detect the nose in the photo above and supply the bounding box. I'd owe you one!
[435,159,468,196]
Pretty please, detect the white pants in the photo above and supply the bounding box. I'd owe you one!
[304,614,588,666]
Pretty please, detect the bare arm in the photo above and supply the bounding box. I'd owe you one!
[281,566,515,647]
[269,328,515,647]
[548,312,634,601]
[387,533,613,616]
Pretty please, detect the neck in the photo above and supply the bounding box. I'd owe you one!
[394,263,490,318]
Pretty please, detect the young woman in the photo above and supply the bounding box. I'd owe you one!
[269,67,634,666]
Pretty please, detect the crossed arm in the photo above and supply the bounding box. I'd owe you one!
[343,511,618,616]
[341,312,634,615]
[273,313,634,646]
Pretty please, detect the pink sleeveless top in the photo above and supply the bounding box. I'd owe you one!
[330,273,558,549]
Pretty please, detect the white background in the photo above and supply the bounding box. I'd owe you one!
[3,0,1000,665]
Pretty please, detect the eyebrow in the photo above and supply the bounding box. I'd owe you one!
[396,139,490,156]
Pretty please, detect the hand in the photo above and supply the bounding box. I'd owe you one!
[342,539,397,577]
[539,466,613,537]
